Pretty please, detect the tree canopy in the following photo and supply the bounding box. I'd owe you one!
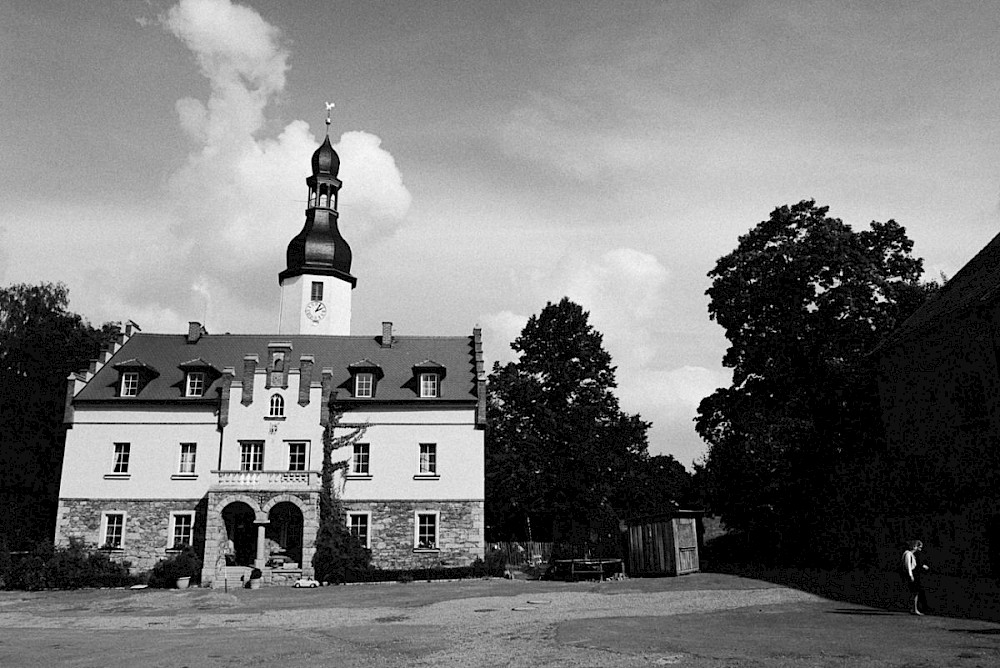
[696,201,938,561]
[0,282,116,547]
[486,297,691,548]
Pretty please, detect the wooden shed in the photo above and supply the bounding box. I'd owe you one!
[626,510,702,576]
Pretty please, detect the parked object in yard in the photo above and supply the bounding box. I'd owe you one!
[293,577,321,588]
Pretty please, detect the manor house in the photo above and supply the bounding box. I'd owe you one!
[54,126,487,586]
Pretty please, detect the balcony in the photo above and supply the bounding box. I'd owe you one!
[211,470,320,490]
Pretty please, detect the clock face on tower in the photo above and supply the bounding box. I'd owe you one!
[305,301,327,322]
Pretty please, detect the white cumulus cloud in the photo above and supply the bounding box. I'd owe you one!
[140,0,412,333]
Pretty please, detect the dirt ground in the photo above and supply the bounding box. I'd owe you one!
[1,572,998,667]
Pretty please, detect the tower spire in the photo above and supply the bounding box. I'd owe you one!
[277,105,356,335]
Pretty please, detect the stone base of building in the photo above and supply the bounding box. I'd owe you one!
[54,496,485,583]
[343,499,484,570]
[55,498,207,574]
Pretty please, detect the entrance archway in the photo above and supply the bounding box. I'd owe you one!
[267,502,304,567]
[221,502,257,566]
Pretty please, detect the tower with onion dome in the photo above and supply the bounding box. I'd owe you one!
[278,107,357,335]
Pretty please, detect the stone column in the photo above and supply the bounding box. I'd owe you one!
[255,523,268,568]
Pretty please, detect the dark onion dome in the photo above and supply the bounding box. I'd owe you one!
[311,135,340,177]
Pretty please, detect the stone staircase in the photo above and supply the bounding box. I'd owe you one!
[212,565,252,590]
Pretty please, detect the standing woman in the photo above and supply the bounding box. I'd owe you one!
[902,540,927,615]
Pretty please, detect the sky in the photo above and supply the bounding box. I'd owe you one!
[3,0,1000,468]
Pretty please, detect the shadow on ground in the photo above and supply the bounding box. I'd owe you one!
[707,564,1000,623]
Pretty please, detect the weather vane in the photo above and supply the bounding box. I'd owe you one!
[325,101,335,129]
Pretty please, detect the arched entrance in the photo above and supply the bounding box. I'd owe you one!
[266,502,304,567]
[221,502,257,566]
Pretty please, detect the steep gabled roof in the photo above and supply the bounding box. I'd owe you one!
[75,332,480,404]
[878,230,1000,352]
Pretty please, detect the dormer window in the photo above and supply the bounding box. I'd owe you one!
[420,373,439,398]
[113,358,158,398]
[178,358,219,398]
[355,373,374,398]
[348,359,383,399]
[269,393,285,418]
[186,371,205,397]
[412,360,446,398]
[121,372,139,397]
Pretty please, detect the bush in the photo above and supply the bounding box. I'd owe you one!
[313,521,372,584]
[148,547,203,588]
[1,538,138,590]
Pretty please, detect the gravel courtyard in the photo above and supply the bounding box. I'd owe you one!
[1,573,998,667]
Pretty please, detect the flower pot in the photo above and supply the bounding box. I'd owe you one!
[175,576,191,589]
[248,578,262,589]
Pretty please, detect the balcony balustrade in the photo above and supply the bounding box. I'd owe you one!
[212,470,320,489]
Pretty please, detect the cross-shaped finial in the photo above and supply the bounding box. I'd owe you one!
[325,101,335,126]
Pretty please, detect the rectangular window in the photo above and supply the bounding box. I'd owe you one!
[355,373,373,398]
[121,372,139,397]
[170,512,194,549]
[240,442,264,471]
[186,371,205,397]
[415,511,438,550]
[311,281,324,302]
[419,443,437,475]
[352,443,370,475]
[348,512,370,548]
[113,443,130,473]
[419,373,439,398]
[102,512,125,549]
[179,443,197,474]
[288,442,307,471]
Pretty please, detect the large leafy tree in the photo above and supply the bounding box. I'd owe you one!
[696,201,937,561]
[0,283,116,548]
[487,297,686,549]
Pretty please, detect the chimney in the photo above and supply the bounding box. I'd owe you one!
[381,321,393,348]
[186,321,207,344]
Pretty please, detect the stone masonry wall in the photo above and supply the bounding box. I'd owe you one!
[55,498,207,574]
[343,499,484,570]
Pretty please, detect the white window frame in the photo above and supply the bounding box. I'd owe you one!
[185,371,206,397]
[269,393,285,418]
[347,511,371,548]
[168,511,196,550]
[414,510,439,550]
[240,441,264,471]
[419,373,439,398]
[418,443,437,476]
[288,441,307,471]
[112,442,130,474]
[351,443,370,476]
[355,372,374,398]
[120,371,139,397]
[178,442,197,474]
[101,511,126,550]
